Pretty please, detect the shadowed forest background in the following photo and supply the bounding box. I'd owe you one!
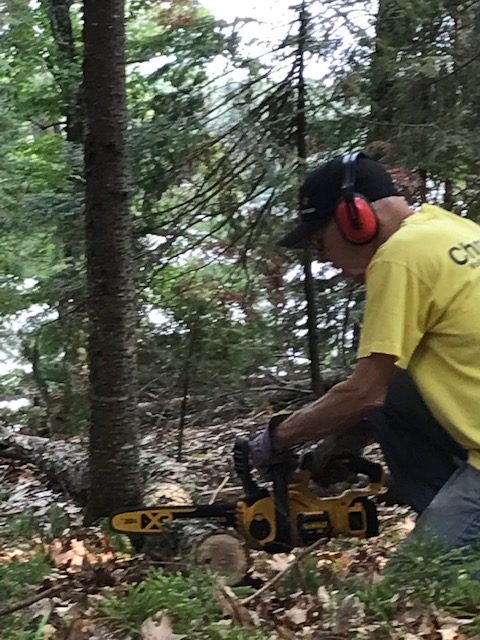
[1,1,480,638]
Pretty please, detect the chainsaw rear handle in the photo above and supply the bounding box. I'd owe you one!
[331,452,384,484]
[301,450,384,485]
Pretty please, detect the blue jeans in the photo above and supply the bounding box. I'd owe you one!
[369,371,480,551]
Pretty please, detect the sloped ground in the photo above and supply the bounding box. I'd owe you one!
[0,417,478,640]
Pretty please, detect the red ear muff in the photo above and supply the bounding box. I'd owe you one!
[335,194,379,244]
[337,152,379,244]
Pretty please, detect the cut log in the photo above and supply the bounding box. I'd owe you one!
[178,523,249,585]
[140,481,249,584]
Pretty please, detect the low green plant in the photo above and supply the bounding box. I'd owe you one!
[0,553,51,603]
[349,579,398,623]
[2,612,51,640]
[98,568,269,639]
[277,556,326,596]
[3,509,40,540]
[206,625,269,640]
[352,532,480,627]
[44,504,70,540]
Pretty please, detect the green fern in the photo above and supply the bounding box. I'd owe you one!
[98,568,268,639]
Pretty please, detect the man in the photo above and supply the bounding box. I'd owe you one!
[250,151,480,550]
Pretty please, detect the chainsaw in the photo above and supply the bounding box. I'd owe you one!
[109,436,386,554]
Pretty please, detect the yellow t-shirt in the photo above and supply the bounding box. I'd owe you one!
[357,204,480,468]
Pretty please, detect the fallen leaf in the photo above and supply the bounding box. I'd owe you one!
[266,553,294,572]
[141,613,181,640]
[439,632,466,640]
[273,626,297,639]
[284,605,307,625]
[43,624,56,639]
[317,585,332,608]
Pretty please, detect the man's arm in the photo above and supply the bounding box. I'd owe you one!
[271,353,398,450]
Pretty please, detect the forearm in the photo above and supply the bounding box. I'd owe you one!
[271,377,383,450]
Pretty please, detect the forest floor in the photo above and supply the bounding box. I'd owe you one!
[0,416,479,640]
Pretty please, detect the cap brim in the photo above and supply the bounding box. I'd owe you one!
[278,218,323,249]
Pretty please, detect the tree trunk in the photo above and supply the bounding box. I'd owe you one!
[296,1,324,398]
[41,0,87,433]
[83,0,141,521]
[42,0,84,142]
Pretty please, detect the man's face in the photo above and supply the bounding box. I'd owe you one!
[310,220,369,283]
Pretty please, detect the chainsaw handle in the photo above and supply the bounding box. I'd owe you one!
[301,451,384,486]
[333,453,384,484]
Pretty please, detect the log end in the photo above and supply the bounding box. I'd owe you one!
[193,531,250,585]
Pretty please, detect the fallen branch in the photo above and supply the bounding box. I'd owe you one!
[209,474,230,505]
[0,585,63,617]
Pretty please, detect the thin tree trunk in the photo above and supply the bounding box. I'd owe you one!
[42,0,87,432]
[296,1,324,397]
[176,324,198,462]
[83,0,141,521]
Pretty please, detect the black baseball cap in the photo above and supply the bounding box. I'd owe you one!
[279,153,399,248]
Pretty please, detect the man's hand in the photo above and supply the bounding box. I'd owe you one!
[249,414,297,479]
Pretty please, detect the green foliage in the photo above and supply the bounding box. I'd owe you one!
[2,509,39,541]
[351,533,480,629]
[0,553,51,603]
[43,504,70,541]
[98,568,269,639]
[276,556,325,596]
[2,613,51,640]
[98,568,221,633]
[1,0,480,436]
[207,626,268,640]
[355,580,397,624]
[1,506,71,543]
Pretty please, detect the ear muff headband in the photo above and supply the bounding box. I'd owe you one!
[336,152,379,244]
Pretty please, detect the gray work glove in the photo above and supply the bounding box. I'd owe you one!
[249,413,297,479]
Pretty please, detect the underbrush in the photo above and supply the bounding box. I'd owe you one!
[347,534,480,637]
[98,568,269,639]
[3,505,480,639]
[0,552,52,640]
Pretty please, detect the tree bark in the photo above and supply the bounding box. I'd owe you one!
[83,0,141,521]
[0,428,192,507]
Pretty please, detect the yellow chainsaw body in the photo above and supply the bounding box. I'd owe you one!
[235,470,385,550]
